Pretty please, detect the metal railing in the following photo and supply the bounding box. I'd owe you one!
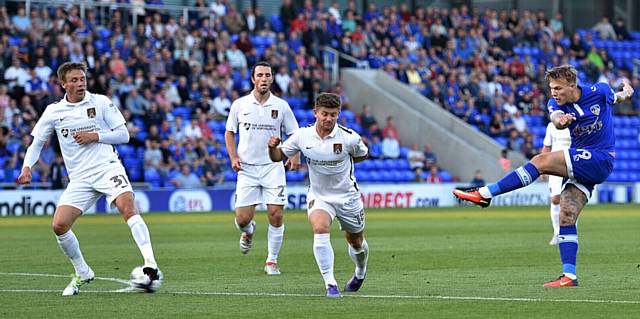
[321,46,369,85]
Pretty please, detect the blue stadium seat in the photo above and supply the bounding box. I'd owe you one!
[270,14,283,33]
[224,170,237,181]
[439,170,453,182]
[144,169,161,186]
[116,145,134,158]
[342,110,356,122]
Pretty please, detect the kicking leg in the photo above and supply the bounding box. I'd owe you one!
[454,151,567,207]
[114,192,158,268]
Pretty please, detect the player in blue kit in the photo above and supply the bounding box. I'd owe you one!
[453,65,634,287]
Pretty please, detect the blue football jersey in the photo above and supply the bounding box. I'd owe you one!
[547,83,615,151]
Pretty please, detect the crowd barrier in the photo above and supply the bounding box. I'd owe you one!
[3,182,633,217]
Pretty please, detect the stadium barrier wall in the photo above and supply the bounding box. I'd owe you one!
[0,182,615,216]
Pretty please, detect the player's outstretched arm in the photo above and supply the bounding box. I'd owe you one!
[614,81,634,104]
[268,136,285,162]
[16,138,46,184]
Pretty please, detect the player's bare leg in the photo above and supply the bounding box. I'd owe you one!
[114,192,159,282]
[549,194,561,245]
[309,210,340,297]
[53,205,94,296]
[235,205,257,254]
[544,185,586,287]
[344,230,368,292]
[264,204,284,275]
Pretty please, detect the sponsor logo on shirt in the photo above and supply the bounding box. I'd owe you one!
[333,143,342,154]
[61,128,69,138]
[572,120,603,137]
[87,107,96,118]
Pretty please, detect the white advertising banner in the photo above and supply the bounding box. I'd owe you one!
[0,190,96,216]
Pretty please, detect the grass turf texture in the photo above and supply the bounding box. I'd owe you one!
[1,205,639,318]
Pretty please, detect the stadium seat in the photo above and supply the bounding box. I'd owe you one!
[116,145,135,158]
[439,170,453,182]
[224,170,237,181]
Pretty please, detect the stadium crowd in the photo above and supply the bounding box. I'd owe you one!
[0,0,638,188]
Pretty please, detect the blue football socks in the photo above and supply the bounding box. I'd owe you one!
[485,162,541,197]
[558,225,578,277]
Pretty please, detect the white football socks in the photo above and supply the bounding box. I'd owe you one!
[235,218,255,235]
[56,230,91,278]
[127,214,157,268]
[313,233,337,287]
[550,203,560,236]
[348,240,369,279]
[478,186,493,199]
[266,224,284,263]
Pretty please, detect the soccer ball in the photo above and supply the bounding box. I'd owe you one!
[129,266,163,293]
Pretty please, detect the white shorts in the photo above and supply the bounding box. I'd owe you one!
[306,192,365,234]
[235,162,287,208]
[58,163,133,213]
[548,175,563,196]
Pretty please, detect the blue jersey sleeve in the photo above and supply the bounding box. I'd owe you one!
[546,98,560,114]
[594,82,615,106]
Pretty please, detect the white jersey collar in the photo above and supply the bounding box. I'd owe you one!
[313,122,339,140]
[62,91,92,107]
[250,90,274,107]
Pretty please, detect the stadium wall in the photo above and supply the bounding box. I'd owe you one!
[5,183,638,217]
[341,69,527,182]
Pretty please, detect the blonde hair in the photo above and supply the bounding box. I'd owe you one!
[545,65,577,84]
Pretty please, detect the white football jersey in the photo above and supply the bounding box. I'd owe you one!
[543,122,571,151]
[226,92,298,165]
[31,92,126,180]
[280,123,368,202]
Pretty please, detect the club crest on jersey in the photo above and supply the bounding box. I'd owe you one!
[87,107,96,118]
[61,128,69,138]
[590,104,600,116]
[271,109,278,119]
[333,143,342,154]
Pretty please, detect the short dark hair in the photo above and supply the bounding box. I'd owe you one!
[251,61,272,79]
[57,62,87,82]
[545,65,577,84]
[314,93,341,109]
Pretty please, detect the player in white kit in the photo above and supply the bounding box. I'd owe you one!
[225,61,300,275]
[16,62,160,295]
[268,93,369,298]
[542,121,571,245]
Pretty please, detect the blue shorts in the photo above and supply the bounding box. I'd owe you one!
[562,148,614,198]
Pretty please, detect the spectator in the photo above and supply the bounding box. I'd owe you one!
[413,167,425,183]
[201,154,224,187]
[382,116,399,141]
[423,144,437,170]
[170,164,202,189]
[49,153,66,189]
[144,140,163,170]
[367,135,383,159]
[593,16,616,40]
[613,18,633,40]
[210,89,231,118]
[407,143,425,171]
[470,170,486,187]
[359,104,377,129]
[426,166,442,183]
[499,149,512,172]
[184,118,203,141]
[381,132,400,159]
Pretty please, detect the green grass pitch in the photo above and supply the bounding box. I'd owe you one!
[1,205,639,318]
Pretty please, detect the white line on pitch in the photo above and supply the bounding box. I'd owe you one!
[0,272,130,285]
[1,272,639,305]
